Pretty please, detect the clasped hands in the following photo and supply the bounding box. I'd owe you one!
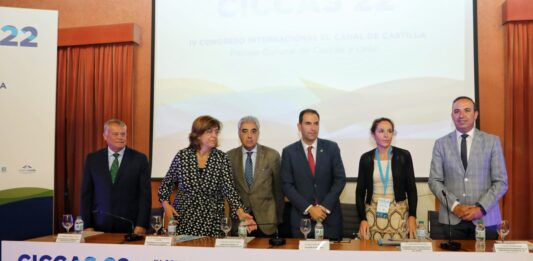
[452,204,483,221]
[308,205,328,221]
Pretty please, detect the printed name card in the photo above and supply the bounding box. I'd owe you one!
[144,236,174,246]
[299,240,330,251]
[400,242,433,252]
[215,238,246,248]
[56,233,84,243]
[494,243,529,253]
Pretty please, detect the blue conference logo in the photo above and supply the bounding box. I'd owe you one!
[17,254,128,261]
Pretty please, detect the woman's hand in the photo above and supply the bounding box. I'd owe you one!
[162,200,179,227]
[408,216,417,239]
[358,220,370,240]
[237,208,257,233]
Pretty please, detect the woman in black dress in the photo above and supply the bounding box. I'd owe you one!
[158,115,257,236]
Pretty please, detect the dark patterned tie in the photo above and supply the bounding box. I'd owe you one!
[461,134,468,170]
[307,146,315,176]
[244,151,253,188]
[110,153,120,183]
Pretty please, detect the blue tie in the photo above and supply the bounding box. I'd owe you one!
[244,151,253,188]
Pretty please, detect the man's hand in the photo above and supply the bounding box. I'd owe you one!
[308,205,327,221]
[452,204,473,219]
[461,206,483,221]
[133,226,146,235]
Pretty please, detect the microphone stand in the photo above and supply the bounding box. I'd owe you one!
[440,190,461,251]
[269,229,286,246]
[243,222,286,246]
[93,210,144,241]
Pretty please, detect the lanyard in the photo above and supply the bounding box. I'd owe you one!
[375,147,392,195]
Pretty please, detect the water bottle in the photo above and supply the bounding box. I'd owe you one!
[314,220,324,240]
[416,220,427,240]
[238,219,247,239]
[475,219,485,242]
[167,215,177,236]
[74,216,84,234]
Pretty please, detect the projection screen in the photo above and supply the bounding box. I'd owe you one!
[152,0,477,179]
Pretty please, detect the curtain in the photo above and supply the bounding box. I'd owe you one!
[503,22,533,239]
[54,43,134,232]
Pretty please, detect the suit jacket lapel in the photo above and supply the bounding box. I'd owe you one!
[114,147,128,184]
[468,129,483,174]
[296,142,314,181]
[235,146,249,192]
[100,149,113,184]
[314,139,325,178]
[251,145,265,191]
[448,132,466,175]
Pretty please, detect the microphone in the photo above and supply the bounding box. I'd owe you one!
[92,210,144,241]
[241,222,286,246]
[440,190,461,251]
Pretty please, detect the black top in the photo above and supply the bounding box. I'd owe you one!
[355,146,417,221]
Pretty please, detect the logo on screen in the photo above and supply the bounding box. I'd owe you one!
[0,25,38,47]
[19,165,36,173]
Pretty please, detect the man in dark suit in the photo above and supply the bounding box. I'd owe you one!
[81,119,151,234]
[227,116,283,237]
[429,96,508,239]
[281,109,346,239]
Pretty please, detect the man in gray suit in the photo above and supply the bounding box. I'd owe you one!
[227,116,283,237]
[429,96,508,240]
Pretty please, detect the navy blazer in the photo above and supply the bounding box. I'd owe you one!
[281,138,346,239]
[355,146,418,221]
[81,147,151,233]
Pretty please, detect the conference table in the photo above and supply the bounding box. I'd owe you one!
[2,233,531,260]
[25,233,521,251]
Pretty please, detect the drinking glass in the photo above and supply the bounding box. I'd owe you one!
[300,218,312,240]
[498,220,510,242]
[151,215,162,235]
[220,217,232,238]
[62,214,73,233]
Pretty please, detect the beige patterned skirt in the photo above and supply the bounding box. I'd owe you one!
[364,195,409,240]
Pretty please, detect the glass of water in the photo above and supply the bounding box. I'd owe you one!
[220,217,232,238]
[498,220,510,242]
[300,218,312,240]
[62,214,73,233]
[151,215,162,235]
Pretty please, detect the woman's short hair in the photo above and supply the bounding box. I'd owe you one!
[370,117,395,134]
[188,115,222,150]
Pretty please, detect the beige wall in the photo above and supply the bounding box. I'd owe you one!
[1,0,507,214]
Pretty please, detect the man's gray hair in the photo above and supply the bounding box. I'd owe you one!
[104,118,127,134]
[238,116,260,131]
